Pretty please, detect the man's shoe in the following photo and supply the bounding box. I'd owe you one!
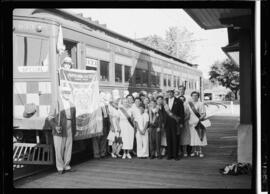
[150,155,155,159]
[157,156,162,159]
[58,170,64,175]
[65,168,75,172]
[167,157,172,160]
[175,157,180,161]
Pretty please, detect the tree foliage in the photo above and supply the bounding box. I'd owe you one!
[136,26,197,61]
[209,59,240,99]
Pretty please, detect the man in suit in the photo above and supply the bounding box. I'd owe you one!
[48,86,76,174]
[164,89,185,160]
[92,92,110,159]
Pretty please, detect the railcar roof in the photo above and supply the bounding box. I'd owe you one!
[14,8,201,72]
[55,9,197,67]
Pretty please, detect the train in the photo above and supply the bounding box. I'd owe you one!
[13,9,203,165]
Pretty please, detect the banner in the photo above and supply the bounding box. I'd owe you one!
[58,68,103,140]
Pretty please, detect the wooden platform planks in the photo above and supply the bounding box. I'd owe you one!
[14,115,251,189]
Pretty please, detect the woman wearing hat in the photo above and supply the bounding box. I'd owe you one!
[48,86,76,174]
[92,92,110,159]
[107,90,122,158]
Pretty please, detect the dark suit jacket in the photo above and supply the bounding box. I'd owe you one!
[48,99,76,137]
[165,97,185,127]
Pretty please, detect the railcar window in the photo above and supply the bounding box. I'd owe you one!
[151,71,156,87]
[15,35,49,70]
[142,70,149,87]
[156,73,160,87]
[63,40,77,69]
[168,75,171,87]
[124,66,131,83]
[115,63,122,83]
[174,76,177,88]
[177,77,180,88]
[135,68,142,87]
[163,75,167,87]
[100,60,109,81]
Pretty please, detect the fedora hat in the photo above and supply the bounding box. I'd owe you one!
[23,103,37,118]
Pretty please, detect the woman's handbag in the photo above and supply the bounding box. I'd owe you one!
[55,100,62,135]
[201,119,211,128]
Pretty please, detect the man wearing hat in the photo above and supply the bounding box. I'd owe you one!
[92,92,110,159]
[48,86,76,174]
[164,89,185,160]
[62,56,74,69]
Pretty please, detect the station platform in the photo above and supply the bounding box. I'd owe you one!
[14,114,251,188]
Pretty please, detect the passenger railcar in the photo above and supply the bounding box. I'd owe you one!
[13,9,203,165]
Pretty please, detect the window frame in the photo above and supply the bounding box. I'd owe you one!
[115,63,123,83]
[99,60,110,82]
[124,65,131,83]
[13,33,51,78]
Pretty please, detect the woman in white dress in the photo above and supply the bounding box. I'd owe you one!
[188,91,207,157]
[107,92,122,158]
[118,98,134,159]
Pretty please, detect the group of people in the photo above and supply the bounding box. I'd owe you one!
[48,57,208,175]
[93,86,208,163]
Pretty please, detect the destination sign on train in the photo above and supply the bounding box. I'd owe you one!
[18,66,48,73]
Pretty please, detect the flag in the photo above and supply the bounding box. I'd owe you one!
[57,25,65,54]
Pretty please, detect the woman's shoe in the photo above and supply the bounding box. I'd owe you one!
[126,153,132,159]
[111,153,117,158]
[199,152,204,158]
[190,152,196,157]
[183,153,188,157]
[122,153,127,159]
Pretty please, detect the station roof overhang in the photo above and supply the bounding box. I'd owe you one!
[184,9,252,66]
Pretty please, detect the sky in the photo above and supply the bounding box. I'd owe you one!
[67,9,229,78]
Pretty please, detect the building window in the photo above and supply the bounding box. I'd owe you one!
[115,63,122,83]
[100,60,109,81]
[124,66,131,83]
[174,76,177,87]
[177,77,180,88]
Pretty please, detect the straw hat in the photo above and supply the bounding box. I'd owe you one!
[123,90,129,98]
[132,92,139,98]
[62,56,74,65]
